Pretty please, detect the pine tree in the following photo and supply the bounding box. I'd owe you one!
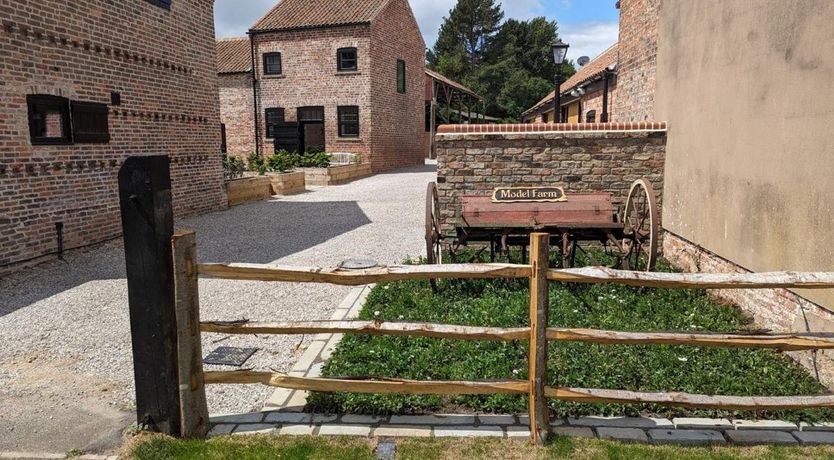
[428,0,504,80]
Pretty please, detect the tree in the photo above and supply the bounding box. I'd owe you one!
[428,0,504,81]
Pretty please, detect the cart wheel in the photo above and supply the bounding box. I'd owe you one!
[425,182,442,291]
[622,178,659,272]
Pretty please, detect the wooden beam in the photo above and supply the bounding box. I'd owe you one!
[549,328,834,351]
[204,371,528,395]
[172,231,209,439]
[548,266,834,289]
[118,156,181,436]
[202,320,529,341]
[528,233,550,445]
[547,387,834,410]
[197,263,531,285]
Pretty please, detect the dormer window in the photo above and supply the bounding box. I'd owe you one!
[337,48,358,72]
[263,52,282,76]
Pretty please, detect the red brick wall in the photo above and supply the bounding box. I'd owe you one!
[0,0,225,272]
[219,72,255,158]
[252,26,374,160]
[614,0,661,121]
[369,0,428,172]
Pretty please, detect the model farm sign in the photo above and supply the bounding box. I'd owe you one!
[491,187,567,203]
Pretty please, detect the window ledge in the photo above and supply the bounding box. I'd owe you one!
[335,71,362,76]
[262,74,286,79]
[336,137,363,142]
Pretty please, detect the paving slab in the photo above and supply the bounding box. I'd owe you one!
[478,415,517,425]
[434,426,504,438]
[672,418,732,430]
[233,424,278,435]
[341,415,387,424]
[207,424,236,437]
[264,412,312,424]
[552,427,596,439]
[732,420,798,431]
[725,430,798,445]
[805,422,834,432]
[793,431,834,445]
[389,414,476,425]
[0,452,66,459]
[597,427,649,443]
[506,426,532,439]
[648,429,726,445]
[210,413,265,424]
[279,424,316,436]
[282,390,308,412]
[568,416,673,429]
[319,424,372,437]
[372,425,433,438]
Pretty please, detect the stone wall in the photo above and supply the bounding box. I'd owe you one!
[614,0,661,121]
[435,122,667,231]
[0,0,225,273]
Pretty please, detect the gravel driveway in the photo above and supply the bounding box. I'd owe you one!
[0,162,435,453]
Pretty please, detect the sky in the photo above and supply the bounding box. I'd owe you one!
[214,0,620,63]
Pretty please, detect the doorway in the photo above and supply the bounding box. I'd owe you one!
[298,106,325,153]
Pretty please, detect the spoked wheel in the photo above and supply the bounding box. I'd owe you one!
[622,178,659,272]
[425,182,442,291]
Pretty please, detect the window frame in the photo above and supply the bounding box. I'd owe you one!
[27,95,72,145]
[397,59,406,93]
[71,101,110,144]
[263,52,283,76]
[144,0,172,9]
[337,106,360,138]
[337,47,358,72]
[585,110,597,123]
[221,123,227,154]
[264,108,285,139]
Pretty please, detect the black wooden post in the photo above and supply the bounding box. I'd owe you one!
[118,156,181,436]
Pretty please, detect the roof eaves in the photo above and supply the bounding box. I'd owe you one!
[249,21,372,35]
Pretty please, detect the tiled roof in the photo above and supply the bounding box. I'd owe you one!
[251,0,391,32]
[426,69,481,100]
[523,43,619,117]
[216,37,251,74]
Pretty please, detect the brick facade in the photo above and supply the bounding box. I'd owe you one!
[435,123,667,231]
[219,72,255,157]
[0,0,226,273]
[614,0,661,121]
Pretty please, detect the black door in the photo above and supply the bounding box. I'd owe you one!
[297,106,325,153]
[273,122,301,153]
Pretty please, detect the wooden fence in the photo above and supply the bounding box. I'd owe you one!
[118,157,834,444]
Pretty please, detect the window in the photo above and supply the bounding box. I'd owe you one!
[397,60,406,93]
[337,48,358,72]
[263,52,282,76]
[144,0,172,9]
[298,106,324,122]
[585,110,597,123]
[27,95,72,145]
[71,102,110,143]
[220,124,227,153]
[264,108,285,138]
[338,106,360,138]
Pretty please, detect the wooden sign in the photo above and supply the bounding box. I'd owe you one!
[492,187,567,203]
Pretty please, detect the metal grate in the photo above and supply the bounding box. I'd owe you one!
[203,346,258,367]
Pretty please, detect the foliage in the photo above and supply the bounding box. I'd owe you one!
[428,2,576,121]
[221,155,245,181]
[297,149,332,168]
[246,152,267,176]
[267,150,296,173]
[308,252,834,422]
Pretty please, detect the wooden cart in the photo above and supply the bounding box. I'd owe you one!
[426,179,659,271]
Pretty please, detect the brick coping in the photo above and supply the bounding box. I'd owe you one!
[437,121,667,134]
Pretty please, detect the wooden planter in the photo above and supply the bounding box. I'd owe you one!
[301,163,373,186]
[267,171,305,195]
[225,176,272,206]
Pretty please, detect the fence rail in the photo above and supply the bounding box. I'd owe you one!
[170,230,834,443]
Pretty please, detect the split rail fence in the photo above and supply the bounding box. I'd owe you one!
[118,156,834,444]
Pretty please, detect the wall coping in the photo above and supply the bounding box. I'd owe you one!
[437,122,667,135]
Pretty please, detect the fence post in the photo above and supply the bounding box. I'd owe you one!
[172,230,210,438]
[118,156,181,436]
[528,232,550,444]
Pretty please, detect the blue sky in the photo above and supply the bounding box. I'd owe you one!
[215,0,620,62]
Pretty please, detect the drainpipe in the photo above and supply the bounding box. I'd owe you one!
[248,31,261,155]
[601,71,610,123]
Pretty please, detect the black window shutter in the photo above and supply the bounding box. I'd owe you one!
[265,108,285,138]
[72,101,110,143]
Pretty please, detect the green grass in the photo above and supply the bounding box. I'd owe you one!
[307,253,834,422]
[129,435,834,460]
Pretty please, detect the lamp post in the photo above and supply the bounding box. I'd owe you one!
[552,39,570,123]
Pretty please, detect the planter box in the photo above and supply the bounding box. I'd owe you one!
[267,171,305,195]
[301,163,373,186]
[225,176,272,206]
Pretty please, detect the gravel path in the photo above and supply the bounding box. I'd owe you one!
[0,163,434,451]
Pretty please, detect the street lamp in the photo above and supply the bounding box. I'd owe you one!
[552,39,570,123]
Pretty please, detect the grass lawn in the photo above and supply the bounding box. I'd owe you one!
[307,255,834,422]
[129,435,834,459]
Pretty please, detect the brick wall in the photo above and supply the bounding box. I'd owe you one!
[664,232,834,389]
[614,0,661,121]
[0,0,225,272]
[219,72,255,158]
[435,122,667,230]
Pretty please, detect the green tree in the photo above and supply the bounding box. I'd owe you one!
[428,0,504,81]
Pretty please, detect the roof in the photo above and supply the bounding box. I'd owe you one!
[426,69,481,100]
[523,43,619,117]
[216,37,251,74]
[251,0,392,32]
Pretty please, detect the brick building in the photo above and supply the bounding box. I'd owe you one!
[521,44,619,124]
[0,0,226,273]
[218,0,428,173]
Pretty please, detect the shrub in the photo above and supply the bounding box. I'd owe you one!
[221,155,245,181]
[246,152,267,175]
[298,149,332,168]
[267,150,297,173]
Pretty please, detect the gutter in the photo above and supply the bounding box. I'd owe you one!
[248,31,260,155]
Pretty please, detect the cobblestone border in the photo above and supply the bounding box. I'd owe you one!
[206,285,834,446]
